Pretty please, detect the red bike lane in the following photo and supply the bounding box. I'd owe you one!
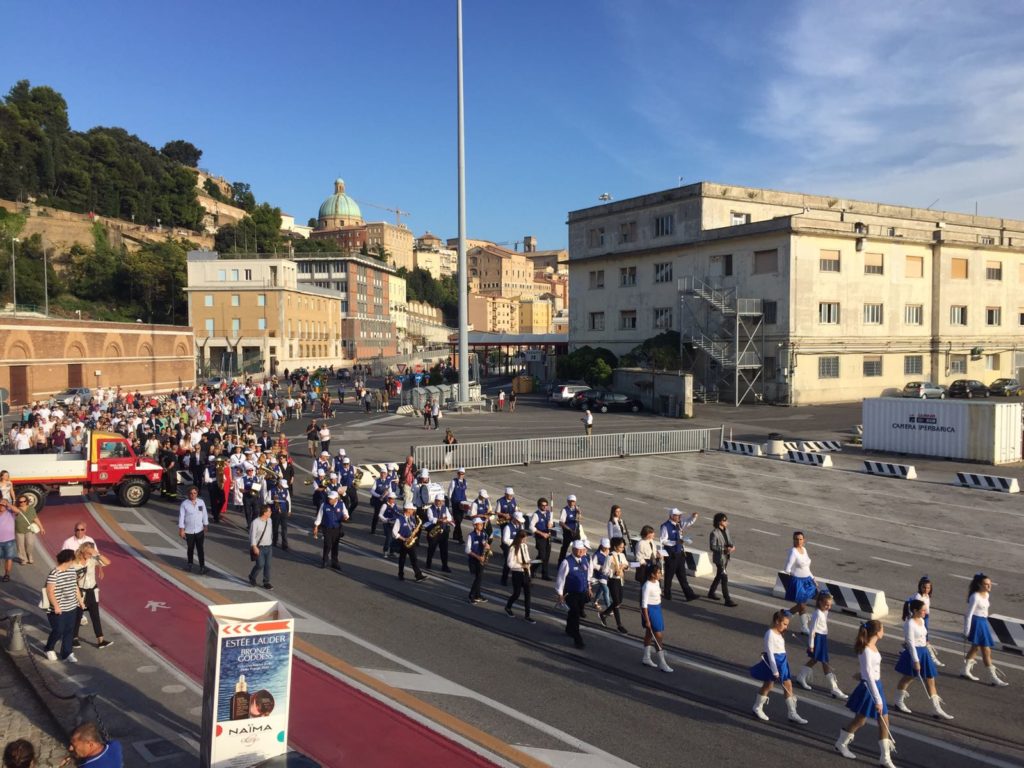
[40,501,507,768]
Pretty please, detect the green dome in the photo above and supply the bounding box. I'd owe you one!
[318,178,362,222]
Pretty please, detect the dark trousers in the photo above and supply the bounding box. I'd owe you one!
[321,527,342,566]
[370,498,382,533]
[242,495,260,526]
[208,486,224,522]
[162,469,177,496]
[346,487,358,514]
[500,543,511,585]
[185,531,206,567]
[664,551,696,600]
[249,545,272,585]
[74,588,103,640]
[600,578,624,627]
[272,507,289,548]
[426,529,449,569]
[564,591,587,643]
[709,559,731,601]
[397,544,423,580]
[45,611,76,659]
[506,571,532,617]
[451,505,465,543]
[532,535,551,578]
[558,531,576,563]
[468,559,483,599]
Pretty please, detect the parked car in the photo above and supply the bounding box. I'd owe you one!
[570,389,603,409]
[947,379,990,398]
[549,383,591,405]
[53,387,92,405]
[588,392,643,413]
[205,377,227,389]
[988,378,1022,397]
[900,381,946,399]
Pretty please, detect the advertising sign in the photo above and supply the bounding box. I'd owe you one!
[201,602,294,768]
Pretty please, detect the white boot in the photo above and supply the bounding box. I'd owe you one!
[656,650,674,673]
[641,645,657,667]
[785,695,808,724]
[930,694,954,720]
[927,644,944,667]
[752,694,769,721]
[960,658,979,681]
[796,665,813,690]
[800,612,811,635]
[834,729,856,759]
[827,671,849,700]
[986,664,1009,687]
[877,739,896,768]
[894,689,912,714]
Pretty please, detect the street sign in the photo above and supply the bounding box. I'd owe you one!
[0,387,9,400]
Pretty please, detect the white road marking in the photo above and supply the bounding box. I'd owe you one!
[538,476,557,482]
[593,489,613,496]
[871,556,912,567]
[749,528,779,537]
[120,522,157,533]
[813,542,842,551]
[623,497,643,503]
[507,468,526,474]
[520,748,620,768]
[949,574,972,580]
[161,684,187,693]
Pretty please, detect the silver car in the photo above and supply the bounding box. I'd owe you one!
[54,387,92,404]
[900,381,945,399]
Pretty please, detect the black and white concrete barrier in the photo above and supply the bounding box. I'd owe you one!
[786,450,833,467]
[799,440,843,452]
[774,572,889,619]
[863,460,918,480]
[988,614,1024,654]
[955,472,1020,493]
[685,550,714,578]
[721,440,764,457]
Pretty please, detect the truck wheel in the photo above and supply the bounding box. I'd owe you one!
[118,479,150,507]
[16,485,46,512]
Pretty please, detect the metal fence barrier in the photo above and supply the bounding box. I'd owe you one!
[412,427,724,472]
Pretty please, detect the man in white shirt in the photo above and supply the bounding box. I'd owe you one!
[178,486,209,574]
[555,540,594,649]
[62,522,98,554]
[248,505,274,589]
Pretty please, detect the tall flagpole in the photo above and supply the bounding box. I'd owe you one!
[456,0,470,402]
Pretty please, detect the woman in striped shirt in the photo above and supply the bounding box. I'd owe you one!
[44,549,84,663]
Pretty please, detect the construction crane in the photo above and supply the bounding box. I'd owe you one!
[360,201,410,227]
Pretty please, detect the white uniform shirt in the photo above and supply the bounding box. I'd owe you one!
[506,541,532,573]
[783,547,813,578]
[913,591,931,617]
[603,551,629,581]
[426,504,452,526]
[964,592,990,635]
[904,617,928,651]
[808,608,829,641]
[858,647,884,706]
[641,580,661,608]
[763,629,787,676]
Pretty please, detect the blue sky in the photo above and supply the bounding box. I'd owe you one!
[3,0,1024,249]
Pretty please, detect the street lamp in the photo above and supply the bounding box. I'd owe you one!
[9,237,18,316]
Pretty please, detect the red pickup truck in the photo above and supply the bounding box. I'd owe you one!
[4,431,163,510]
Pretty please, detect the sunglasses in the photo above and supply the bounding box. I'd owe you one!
[75,528,86,532]
[17,499,28,504]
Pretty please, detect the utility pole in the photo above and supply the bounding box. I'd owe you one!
[10,237,18,317]
[42,235,49,317]
[456,0,470,403]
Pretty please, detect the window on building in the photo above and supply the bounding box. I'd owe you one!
[654,214,674,237]
[244,269,252,280]
[819,250,841,272]
[753,249,778,274]
[905,255,924,278]
[231,318,240,334]
[762,300,777,325]
[950,354,967,374]
[257,294,266,307]
[864,252,884,275]
[904,355,923,375]
[204,319,214,334]
[231,294,240,307]
[231,269,239,281]
[986,353,1001,371]
[950,305,968,325]
[980,235,995,245]
[204,294,213,307]
[986,260,1002,280]
[618,221,637,244]
[588,269,605,289]
[986,306,1002,326]
[1019,307,1024,326]
[730,211,751,226]
[654,262,674,283]
[819,302,840,324]
[257,318,266,331]
[653,307,673,329]
[818,356,839,379]
[619,310,637,330]
[903,304,923,325]
[763,356,777,380]
[620,266,637,286]
[863,356,883,377]
[951,258,968,279]
[722,253,733,276]
[863,303,883,325]
[587,227,605,248]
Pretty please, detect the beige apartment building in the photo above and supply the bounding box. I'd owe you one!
[413,232,457,279]
[468,294,519,334]
[186,253,343,376]
[518,299,553,334]
[468,245,540,298]
[568,181,1024,405]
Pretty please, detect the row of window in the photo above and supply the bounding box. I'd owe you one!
[818,303,1019,327]
[588,308,674,332]
[204,294,266,308]
[588,250,781,288]
[215,268,253,281]
[817,353,1001,379]
[818,251,1012,280]
[203,318,268,334]
[586,211,755,249]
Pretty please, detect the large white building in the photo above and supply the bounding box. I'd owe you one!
[567,181,1024,405]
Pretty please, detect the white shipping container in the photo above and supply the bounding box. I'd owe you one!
[862,398,1022,465]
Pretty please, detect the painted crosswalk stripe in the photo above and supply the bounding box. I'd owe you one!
[749,528,779,536]
[871,556,911,567]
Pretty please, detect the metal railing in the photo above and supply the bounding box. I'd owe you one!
[412,427,723,472]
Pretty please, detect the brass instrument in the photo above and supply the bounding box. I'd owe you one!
[404,516,423,549]
[481,543,492,563]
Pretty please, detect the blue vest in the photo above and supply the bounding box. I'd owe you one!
[504,521,521,540]
[565,555,590,593]
[534,510,551,533]
[243,476,258,493]
[429,504,448,526]
[398,515,417,538]
[320,501,345,528]
[469,529,487,557]
[381,502,399,522]
[474,498,490,516]
[333,457,346,475]
[498,497,517,516]
[316,459,331,475]
[450,477,467,504]
[374,478,389,497]
[271,487,289,509]
[340,467,355,486]
[661,520,682,554]
[595,551,608,570]
[562,506,579,532]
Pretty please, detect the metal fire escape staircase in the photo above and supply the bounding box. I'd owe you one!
[678,276,764,406]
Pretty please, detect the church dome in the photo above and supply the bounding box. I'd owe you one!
[317,178,363,226]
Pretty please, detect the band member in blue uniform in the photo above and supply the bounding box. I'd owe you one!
[312,489,348,570]
[270,478,291,551]
[499,510,524,586]
[555,539,593,649]
[237,464,263,526]
[378,491,400,558]
[338,456,358,513]
[530,497,553,580]
[393,502,427,582]
[447,468,469,544]
[557,495,582,564]
[750,610,808,725]
[660,508,698,601]
[425,492,453,572]
[496,487,518,529]
[465,517,490,604]
[834,620,894,766]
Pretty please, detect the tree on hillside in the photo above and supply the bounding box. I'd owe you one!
[291,237,337,253]
[202,178,224,201]
[160,140,202,168]
[214,203,283,254]
[231,181,256,212]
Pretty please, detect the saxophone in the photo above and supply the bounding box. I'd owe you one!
[404,517,423,549]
